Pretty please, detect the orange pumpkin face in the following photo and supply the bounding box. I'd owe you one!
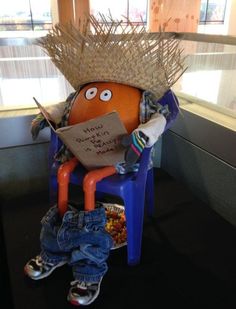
[68,82,142,134]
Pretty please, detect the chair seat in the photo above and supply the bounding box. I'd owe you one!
[70,164,137,197]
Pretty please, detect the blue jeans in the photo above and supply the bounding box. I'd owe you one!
[39,205,113,283]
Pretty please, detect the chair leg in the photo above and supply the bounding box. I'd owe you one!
[146,168,155,216]
[57,157,78,216]
[124,190,145,265]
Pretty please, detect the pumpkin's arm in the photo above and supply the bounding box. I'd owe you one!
[116,112,166,174]
[123,113,165,162]
[31,113,48,140]
[30,101,67,140]
[134,112,167,147]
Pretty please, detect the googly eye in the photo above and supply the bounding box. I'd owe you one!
[100,89,112,102]
[85,87,97,100]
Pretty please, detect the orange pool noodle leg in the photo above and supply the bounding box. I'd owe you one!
[57,157,78,216]
[83,166,117,211]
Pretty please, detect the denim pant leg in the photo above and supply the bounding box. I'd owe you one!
[40,205,70,264]
[58,207,113,283]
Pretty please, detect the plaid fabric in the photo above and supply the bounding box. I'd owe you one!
[60,92,77,127]
[31,113,48,140]
[139,91,170,124]
[116,90,173,174]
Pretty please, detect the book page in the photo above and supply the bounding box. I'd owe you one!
[56,112,127,170]
[33,97,128,170]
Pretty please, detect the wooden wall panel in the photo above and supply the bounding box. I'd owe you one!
[57,0,90,28]
[58,0,74,25]
[148,0,201,32]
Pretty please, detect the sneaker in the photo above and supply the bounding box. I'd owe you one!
[67,278,103,306]
[24,255,67,280]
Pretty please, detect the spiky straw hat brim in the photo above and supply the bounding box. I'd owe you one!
[37,14,187,100]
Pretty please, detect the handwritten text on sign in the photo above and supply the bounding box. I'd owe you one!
[74,123,120,155]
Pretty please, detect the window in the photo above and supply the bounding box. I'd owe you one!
[0,0,52,31]
[200,0,227,24]
[90,0,148,24]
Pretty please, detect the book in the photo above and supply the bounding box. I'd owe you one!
[33,97,127,170]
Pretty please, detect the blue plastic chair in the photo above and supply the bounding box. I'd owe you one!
[48,89,178,265]
[49,132,154,265]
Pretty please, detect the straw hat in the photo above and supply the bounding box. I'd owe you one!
[37,14,187,100]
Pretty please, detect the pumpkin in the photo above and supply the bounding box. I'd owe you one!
[68,82,142,134]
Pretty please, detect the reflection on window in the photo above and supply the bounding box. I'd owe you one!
[90,0,147,23]
[180,70,222,104]
[0,43,73,109]
[200,0,227,24]
[172,38,236,116]
[0,0,52,31]
[1,77,73,108]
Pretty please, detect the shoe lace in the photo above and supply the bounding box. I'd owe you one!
[70,280,88,290]
[35,256,54,270]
